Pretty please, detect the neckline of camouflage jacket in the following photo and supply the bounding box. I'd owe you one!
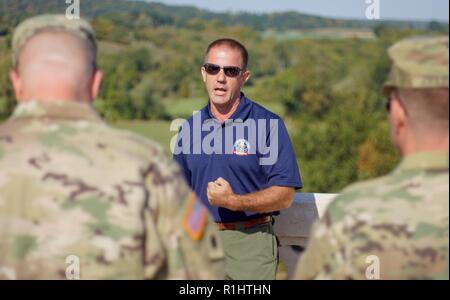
[10,100,102,122]
[396,151,449,172]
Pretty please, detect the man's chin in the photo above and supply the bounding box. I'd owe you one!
[210,96,230,106]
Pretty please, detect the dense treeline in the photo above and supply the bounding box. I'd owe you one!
[0,0,447,192]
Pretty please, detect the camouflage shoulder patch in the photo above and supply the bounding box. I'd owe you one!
[181,192,208,241]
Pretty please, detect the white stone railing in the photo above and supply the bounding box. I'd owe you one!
[273,193,339,279]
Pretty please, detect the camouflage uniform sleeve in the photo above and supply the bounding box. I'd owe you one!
[294,207,350,280]
[141,152,225,279]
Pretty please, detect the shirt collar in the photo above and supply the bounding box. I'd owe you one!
[395,151,449,172]
[204,92,251,123]
[10,100,103,123]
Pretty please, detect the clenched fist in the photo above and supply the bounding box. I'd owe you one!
[206,177,237,211]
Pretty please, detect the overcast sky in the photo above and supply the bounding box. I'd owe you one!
[143,0,449,22]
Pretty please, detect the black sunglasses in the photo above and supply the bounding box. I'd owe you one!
[203,63,244,78]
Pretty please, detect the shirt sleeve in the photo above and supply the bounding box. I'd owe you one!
[261,117,302,189]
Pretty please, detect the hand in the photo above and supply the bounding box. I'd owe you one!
[206,177,236,210]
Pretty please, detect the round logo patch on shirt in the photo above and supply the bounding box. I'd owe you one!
[233,139,250,156]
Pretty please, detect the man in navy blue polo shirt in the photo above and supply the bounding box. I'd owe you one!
[173,38,302,280]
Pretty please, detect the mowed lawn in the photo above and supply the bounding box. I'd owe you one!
[164,97,207,119]
[113,98,205,155]
[113,120,174,155]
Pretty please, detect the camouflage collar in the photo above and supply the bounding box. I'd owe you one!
[10,100,103,122]
[396,151,449,172]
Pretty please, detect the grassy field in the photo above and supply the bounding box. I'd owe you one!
[113,119,174,155]
[164,97,207,119]
[262,28,376,41]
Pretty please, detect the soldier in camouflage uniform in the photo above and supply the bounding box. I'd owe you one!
[295,36,449,280]
[0,14,224,279]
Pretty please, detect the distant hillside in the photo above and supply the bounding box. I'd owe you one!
[0,0,447,35]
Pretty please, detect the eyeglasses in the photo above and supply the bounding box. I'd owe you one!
[202,63,244,78]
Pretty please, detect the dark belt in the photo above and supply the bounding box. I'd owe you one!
[215,215,272,230]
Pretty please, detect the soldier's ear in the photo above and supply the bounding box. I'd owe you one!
[389,97,407,151]
[90,70,103,102]
[9,69,23,102]
[391,98,407,129]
